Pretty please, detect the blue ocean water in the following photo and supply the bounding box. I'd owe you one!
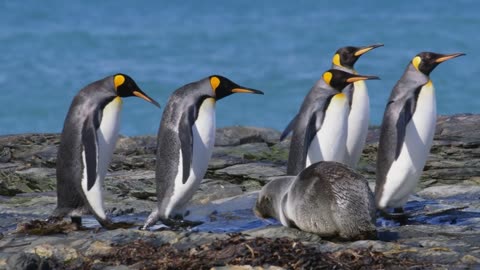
[0,1,478,136]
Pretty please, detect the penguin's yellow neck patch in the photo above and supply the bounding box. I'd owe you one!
[332,54,341,67]
[412,56,421,71]
[204,97,216,105]
[323,72,333,85]
[334,93,346,100]
[114,75,125,90]
[425,80,433,87]
[210,76,220,93]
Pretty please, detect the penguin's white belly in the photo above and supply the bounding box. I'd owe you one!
[379,83,436,208]
[345,80,369,167]
[306,94,349,167]
[165,98,216,217]
[82,97,122,220]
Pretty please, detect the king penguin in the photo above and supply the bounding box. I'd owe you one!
[143,75,263,229]
[53,74,160,228]
[331,44,383,168]
[375,52,465,213]
[285,69,379,175]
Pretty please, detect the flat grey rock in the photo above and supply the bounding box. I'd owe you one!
[215,126,281,146]
[0,167,56,196]
[215,163,286,183]
[191,179,244,205]
[418,185,480,200]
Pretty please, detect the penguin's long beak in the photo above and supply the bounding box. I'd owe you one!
[232,87,264,95]
[346,75,380,83]
[435,53,466,63]
[133,90,161,108]
[354,44,384,57]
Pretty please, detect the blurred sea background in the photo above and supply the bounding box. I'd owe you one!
[0,0,478,136]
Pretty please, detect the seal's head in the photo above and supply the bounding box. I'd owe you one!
[254,192,275,219]
[254,176,294,220]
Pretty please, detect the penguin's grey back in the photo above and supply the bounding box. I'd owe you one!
[286,80,339,175]
[376,64,429,198]
[55,77,116,215]
[154,78,212,217]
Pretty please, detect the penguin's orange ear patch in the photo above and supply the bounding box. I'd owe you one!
[210,76,220,92]
[332,53,341,66]
[114,75,125,90]
[412,56,422,71]
[323,71,333,85]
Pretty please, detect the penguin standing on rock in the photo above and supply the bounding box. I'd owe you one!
[375,52,465,214]
[53,74,160,228]
[280,44,382,169]
[143,75,263,229]
[331,44,383,168]
[283,69,379,175]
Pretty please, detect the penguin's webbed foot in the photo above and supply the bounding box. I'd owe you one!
[71,216,82,227]
[141,218,203,231]
[94,217,135,230]
[161,218,203,229]
[172,213,185,220]
[141,210,161,230]
[379,208,409,225]
[45,215,64,223]
[104,221,136,230]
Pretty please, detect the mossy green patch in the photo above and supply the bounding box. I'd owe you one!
[0,170,55,196]
[243,145,288,163]
[0,171,32,196]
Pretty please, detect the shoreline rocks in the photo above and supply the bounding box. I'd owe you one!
[1,113,480,269]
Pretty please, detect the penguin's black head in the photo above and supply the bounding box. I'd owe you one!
[323,69,379,91]
[412,52,465,76]
[332,44,383,69]
[114,73,161,108]
[209,75,264,100]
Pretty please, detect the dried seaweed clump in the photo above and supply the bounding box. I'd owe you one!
[16,218,79,235]
[79,234,427,269]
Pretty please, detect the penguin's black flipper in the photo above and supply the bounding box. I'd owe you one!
[394,95,417,160]
[304,109,326,160]
[179,105,197,184]
[82,114,100,190]
[304,96,328,152]
[280,115,298,141]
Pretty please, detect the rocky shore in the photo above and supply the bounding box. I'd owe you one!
[1,114,480,269]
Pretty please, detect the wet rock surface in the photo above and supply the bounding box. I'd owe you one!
[0,114,480,269]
